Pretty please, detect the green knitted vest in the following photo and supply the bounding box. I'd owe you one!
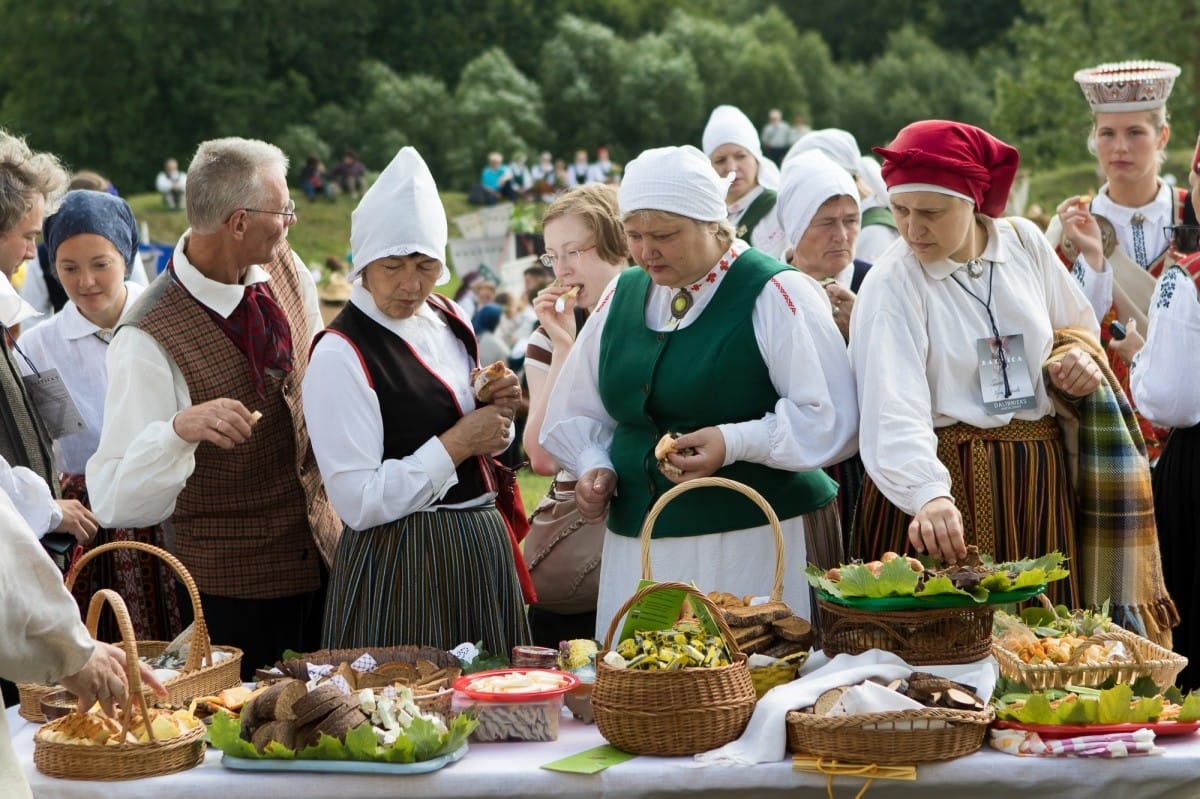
[598,249,836,538]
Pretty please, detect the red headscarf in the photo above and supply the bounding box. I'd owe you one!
[873,120,1019,218]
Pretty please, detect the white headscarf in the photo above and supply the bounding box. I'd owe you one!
[618,145,731,223]
[349,147,449,284]
[783,128,861,176]
[701,105,781,191]
[778,150,859,248]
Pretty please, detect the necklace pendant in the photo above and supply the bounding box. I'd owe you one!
[670,288,693,320]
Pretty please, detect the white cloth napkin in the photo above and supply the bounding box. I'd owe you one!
[696,650,911,765]
[695,650,1000,765]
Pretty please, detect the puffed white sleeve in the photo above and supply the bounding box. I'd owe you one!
[718,269,858,469]
[539,284,618,478]
[849,268,952,515]
[302,333,460,531]
[1021,218,1102,338]
[1131,267,1200,428]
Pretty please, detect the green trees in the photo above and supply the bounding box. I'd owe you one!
[0,0,1194,193]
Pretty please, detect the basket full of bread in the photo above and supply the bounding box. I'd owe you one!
[785,670,994,765]
[991,595,1186,691]
[33,589,206,781]
[19,540,242,724]
[806,548,1069,665]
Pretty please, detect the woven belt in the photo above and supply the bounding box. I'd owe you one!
[935,416,1060,556]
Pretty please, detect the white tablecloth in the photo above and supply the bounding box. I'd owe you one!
[11,705,1200,799]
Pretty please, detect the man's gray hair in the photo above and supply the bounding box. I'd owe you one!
[186,137,289,234]
[0,129,69,235]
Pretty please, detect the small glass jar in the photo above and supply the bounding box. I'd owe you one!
[511,645,560,669]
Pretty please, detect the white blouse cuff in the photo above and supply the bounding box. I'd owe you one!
[576,446,615,478]
[717,421,765,467]
[414,437,459,500]
[910,484,955,517]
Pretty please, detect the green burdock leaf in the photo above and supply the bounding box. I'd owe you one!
[209,710,262,759]
[381,735,416,764]
[435,710,478,757]
[263,740,296,759]
[1098,683,1134,723]
[343,722,381,761]
[298,731,350,760]
[1179,692,1200,722]
[406,716,444,762]
[913,574,975,599]
[1021,693,1056,724]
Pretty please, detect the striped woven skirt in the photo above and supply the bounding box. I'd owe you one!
[853,417,1079,607]
[321,506,532,654]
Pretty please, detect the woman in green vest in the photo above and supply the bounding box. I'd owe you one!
[540,145,857,637]
[702,105,787,260]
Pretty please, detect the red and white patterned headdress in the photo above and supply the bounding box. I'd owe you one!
[1074,61,1180,113]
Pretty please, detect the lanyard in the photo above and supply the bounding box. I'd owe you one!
[2,325,40,377]
[949,262,1012,398]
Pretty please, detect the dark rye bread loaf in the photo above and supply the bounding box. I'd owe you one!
[291,682,345,719]
[240,678,307,737]
[294,691,356,730]
[251,719,297,753]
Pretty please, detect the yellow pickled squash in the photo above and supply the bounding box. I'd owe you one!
[613,621,731,670]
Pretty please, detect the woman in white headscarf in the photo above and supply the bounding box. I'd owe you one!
[776,150,870,559]
[702,105,787,259]
[302,147,533,652]
[541,145,857,638]
[782,128,901,265]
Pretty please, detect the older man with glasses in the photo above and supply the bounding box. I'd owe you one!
[87,137,341,679]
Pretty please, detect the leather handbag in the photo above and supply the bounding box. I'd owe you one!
[524,481,604,615]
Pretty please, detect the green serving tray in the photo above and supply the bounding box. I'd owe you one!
[817,583,1046,610]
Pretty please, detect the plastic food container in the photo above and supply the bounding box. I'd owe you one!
[451,691,564,742]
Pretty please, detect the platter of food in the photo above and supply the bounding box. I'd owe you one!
[221,742,468,774]
[453,668,579,701]
[992,720,1200,739]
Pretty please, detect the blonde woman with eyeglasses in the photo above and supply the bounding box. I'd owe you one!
[521,184,628,645]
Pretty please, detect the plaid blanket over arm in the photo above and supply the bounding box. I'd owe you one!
[1048,328,1178,648]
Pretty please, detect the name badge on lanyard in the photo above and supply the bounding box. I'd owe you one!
[975,334,1037,415]
[21,368,87,439]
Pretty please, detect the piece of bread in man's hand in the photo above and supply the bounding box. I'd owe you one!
[471,361,508,402]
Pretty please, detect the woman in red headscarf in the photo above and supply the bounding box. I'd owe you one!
[848,120,1108,608]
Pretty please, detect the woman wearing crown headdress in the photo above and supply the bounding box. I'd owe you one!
[1046,61,1189,461]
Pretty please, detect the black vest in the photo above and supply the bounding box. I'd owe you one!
[321,297,491,505]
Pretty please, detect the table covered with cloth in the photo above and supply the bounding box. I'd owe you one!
[10,704,1200,799]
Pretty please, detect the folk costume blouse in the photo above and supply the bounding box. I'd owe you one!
[1131,256,1200,427]
[849,215,1102,517]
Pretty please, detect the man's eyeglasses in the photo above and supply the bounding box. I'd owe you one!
[244,199,297,220]
[539,245,596,270]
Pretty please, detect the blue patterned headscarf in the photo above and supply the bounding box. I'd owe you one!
[42,190,140,279]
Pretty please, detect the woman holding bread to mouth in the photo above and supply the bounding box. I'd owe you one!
[302,147,532,652]
[521,183,628,646]
[540,145,857,636]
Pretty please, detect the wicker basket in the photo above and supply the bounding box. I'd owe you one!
[817,598,995,665]
[593,580,757,756]
[19,541,243,721]
[641,476,808,698]
[278,645,461,715]
[34,589,207,780]
[786,704,994,765]
[993,626,1187,690]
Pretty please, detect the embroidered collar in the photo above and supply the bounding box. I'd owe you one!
[665,245,740,325]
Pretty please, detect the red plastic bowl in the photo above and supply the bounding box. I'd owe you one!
[452,668,579,701]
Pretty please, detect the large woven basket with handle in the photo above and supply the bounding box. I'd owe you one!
[33,589,207,780]
[592,477,768,756]
[19,540,242,721]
